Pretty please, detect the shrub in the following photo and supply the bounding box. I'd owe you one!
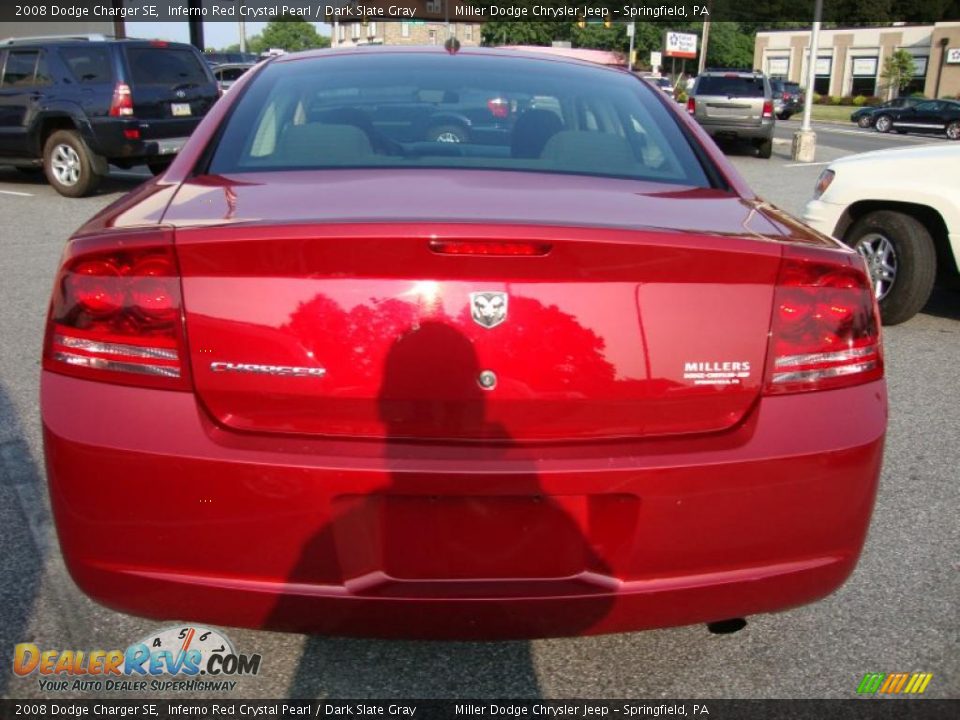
[676,90,688,104]
[852,95,867,106]
[811,92,822,104]
[830,95,844,105]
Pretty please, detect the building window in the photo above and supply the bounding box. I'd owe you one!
[850,57,877,96]
[428,29,438,46]
[352,24,360,40]
[813,56,831,95]
[464,24,473,41]
[902,55,928,96]
[368,22,376,39]
[766,56,789,78]
[401,22,410,38]
[426,0,441,13]
[338,26,345,42]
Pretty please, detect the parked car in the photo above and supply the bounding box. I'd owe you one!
[0,36,218,196]
[644,76,675,99]
[42,48,886,639]
[204,51,258,66]
[803,144,959,324]
[687,69,776,158]
[850,96,925,128]
[873,98,960,138]
[770,79,802,119]
[212,62,254,92]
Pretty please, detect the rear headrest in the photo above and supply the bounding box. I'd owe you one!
[541,131,636,174]
[511,109,564,159]
[277,123,373,165]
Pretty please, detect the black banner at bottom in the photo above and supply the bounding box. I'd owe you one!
[0,700,957,720]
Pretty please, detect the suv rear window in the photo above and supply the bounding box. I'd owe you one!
[60,46,113,84]
[696,76,765,98]
[125,47,208,85]
[207,54,712,188]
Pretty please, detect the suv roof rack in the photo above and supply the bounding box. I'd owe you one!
[703,67,763,74]
[0,33,113,46]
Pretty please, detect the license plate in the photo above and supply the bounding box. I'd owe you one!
[171,103,192,117]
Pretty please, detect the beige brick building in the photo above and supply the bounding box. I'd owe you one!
[331,19,480,48]
[755,22,960,99]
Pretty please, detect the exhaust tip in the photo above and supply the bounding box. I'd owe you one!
[707,618,747,635]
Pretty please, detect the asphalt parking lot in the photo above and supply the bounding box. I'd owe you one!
[0,122,957,700]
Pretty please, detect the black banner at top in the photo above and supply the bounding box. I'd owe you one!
[0,0,957,24]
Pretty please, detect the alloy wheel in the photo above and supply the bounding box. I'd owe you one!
[856,233,898,300]
[50,144,82,186]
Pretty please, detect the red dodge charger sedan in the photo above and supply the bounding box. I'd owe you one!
[41,48,886,639]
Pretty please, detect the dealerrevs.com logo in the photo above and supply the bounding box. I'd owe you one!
[13,626,261,693]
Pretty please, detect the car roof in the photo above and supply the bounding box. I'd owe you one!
[272,45,632,75]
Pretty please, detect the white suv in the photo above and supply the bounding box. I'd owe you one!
[803,144,959,324]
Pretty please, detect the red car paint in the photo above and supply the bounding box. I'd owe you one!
[42,48,886,639]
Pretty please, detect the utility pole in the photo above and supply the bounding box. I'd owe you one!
[792,0,822,162]
[698,21,710,75]
[238,21,246,53]
[627,22,635,72]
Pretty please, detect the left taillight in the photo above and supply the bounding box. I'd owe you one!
[762,100,774,119]
[109,82,134,117]
[43,229,191,391]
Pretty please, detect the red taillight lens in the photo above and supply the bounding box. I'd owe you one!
[764,251,883,395]
[43,230,190,391]
[109,82,134,117]
[487,97,509,119]
[686,97,696,115]
[123,127,140,140]
[762,100,774,118]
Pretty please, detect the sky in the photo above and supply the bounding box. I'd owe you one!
[125,21,331,50]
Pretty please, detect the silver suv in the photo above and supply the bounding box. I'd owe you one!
[688,70,775,158]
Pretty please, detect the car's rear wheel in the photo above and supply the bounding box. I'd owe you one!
[147,160,172,176]
[845,210,936,325]
[874,114,893,133]
[43,130,103,198]
[857,115,873,128]
[946,121,960,140]
[755,137,773,159]
[427,124,468,144]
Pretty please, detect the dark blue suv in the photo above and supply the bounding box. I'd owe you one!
[0,36,218,196]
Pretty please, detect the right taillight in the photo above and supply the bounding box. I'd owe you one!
[109,82,134,117]
[686,97,696,115]
[764,250,883,395]
[43,229,190,391]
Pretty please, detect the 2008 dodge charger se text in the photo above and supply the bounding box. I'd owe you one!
[41,47,887,639]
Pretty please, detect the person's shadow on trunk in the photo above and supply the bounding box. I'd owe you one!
[266,321,614,697]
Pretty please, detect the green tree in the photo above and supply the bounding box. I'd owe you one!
[248,16,330,54]
[881,49,916,97]
[481,21,570,46]
[703,22,755,69]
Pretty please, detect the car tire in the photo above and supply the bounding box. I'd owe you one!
[426,124,468,144]
[147,160,172,176]
[845,210,937,325]
[947,120,960,140]
[43,130,103,198]
[857,115,873,128]
[755,137,773,159]
[874,114,893,133]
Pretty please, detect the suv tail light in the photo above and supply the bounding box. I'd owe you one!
[109,82,134,117]
[686,97,696,115]
[762,100,774,118]
[487,97,510,119]
[764,250,883,395]
[43,229,190,391]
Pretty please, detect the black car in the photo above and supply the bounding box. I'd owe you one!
[0,37,218,196]
[770,79,802,120]
[873,99,960,138]
[850,96,925,129]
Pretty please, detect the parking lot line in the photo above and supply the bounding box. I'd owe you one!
[0,189,33,197]
[784,161,833,167]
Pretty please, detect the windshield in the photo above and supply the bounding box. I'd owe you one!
[207,53,712,187]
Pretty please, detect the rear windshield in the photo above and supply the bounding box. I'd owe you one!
[207,54,712,188]
[60,46,113,84]
[696,76,765,98]
[125,47,209,85]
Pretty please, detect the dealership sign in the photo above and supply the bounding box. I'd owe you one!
[947,48,960,64]
[665,32,698,59]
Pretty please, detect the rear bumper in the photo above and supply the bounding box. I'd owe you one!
[42,372,886,639]
[88,119,194,161]
[700,119,775,140]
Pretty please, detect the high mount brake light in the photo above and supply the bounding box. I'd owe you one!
[763,251,883,395]
[43,229,190,391]
[428,240,552,256]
